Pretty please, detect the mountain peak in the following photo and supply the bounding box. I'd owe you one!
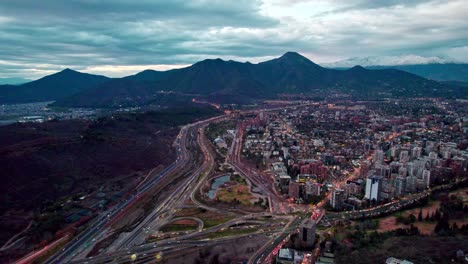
[192,58,226,68]
[61,68,75,73]
[350,65,366,71]
[276,51,322,69]
[279,51,305,60]
[55,68,81,76]
[198,58,224,63]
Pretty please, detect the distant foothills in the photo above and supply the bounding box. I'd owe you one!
[0,52,467,107]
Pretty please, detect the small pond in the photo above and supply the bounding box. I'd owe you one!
[207,174,230,199]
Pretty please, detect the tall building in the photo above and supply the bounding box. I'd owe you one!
[345,182,360,196]
[406,176,417,193]
[305,181,321,196]
[288,181,300,199]
[422,169,431,188]
[406,162,415,176]
[373,150,384,165]
[416,179,426,190]
[399,150,409,163]
[365,175,383,202]
[398,166,408,177]
[390,146,399,158]
[443,150,451,159]
[279,175,291,193]
[411,147,421,159]
[299,219,316,248]
[360,160,372,177]
[395,176,406,196]
[390,161,401,174]
[375,164,391,177]
[331,188,346,210]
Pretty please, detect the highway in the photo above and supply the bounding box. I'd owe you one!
[111,123,217,249]
[45,103,323,264]
[45,115,226,263]
[80,213,285,264]
[58,111,294,264]
[71,231,275,264]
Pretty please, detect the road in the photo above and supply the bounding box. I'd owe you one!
[111,123,217,249]
[16,234,70,264]
[67,211,286,264]
[327,179,463,221]
[227,122,287,214]
[45,115,226,263]
[44,103,329,264]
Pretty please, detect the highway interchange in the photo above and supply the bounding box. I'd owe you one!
[47,115,225,263]
[44,103,434,264]
[43,104,333,264]
[45,111,297,264]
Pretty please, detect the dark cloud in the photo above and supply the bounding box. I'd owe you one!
[0,0,276,27]
[0,0,285,78]
[0,0,466,78]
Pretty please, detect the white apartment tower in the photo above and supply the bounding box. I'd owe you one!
[365,175,383,202]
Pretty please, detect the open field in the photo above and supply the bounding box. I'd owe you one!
[377,201,440,235]
[203,227,259,239]
[0,107,219,262]
[216,184,256,206]
[174,208,234,229]
[166,234,269,264]
[159,219,199,233]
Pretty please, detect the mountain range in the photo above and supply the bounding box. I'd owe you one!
[0,69,109,104]
[323,55,453,68]
[324,56,468,82]
[366,64,468,82]
[0,52,466,107]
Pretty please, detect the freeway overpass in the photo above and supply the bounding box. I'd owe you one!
[45,115,226,263]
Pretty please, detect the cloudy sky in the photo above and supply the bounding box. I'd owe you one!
[0,0,467,79]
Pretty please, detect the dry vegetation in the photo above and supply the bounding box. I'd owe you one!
[160,219,199,232]
[174,208,234,229]
[216,184,256,206]
[167,234,269,264]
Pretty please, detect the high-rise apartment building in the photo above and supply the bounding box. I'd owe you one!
[365,175,383,202]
